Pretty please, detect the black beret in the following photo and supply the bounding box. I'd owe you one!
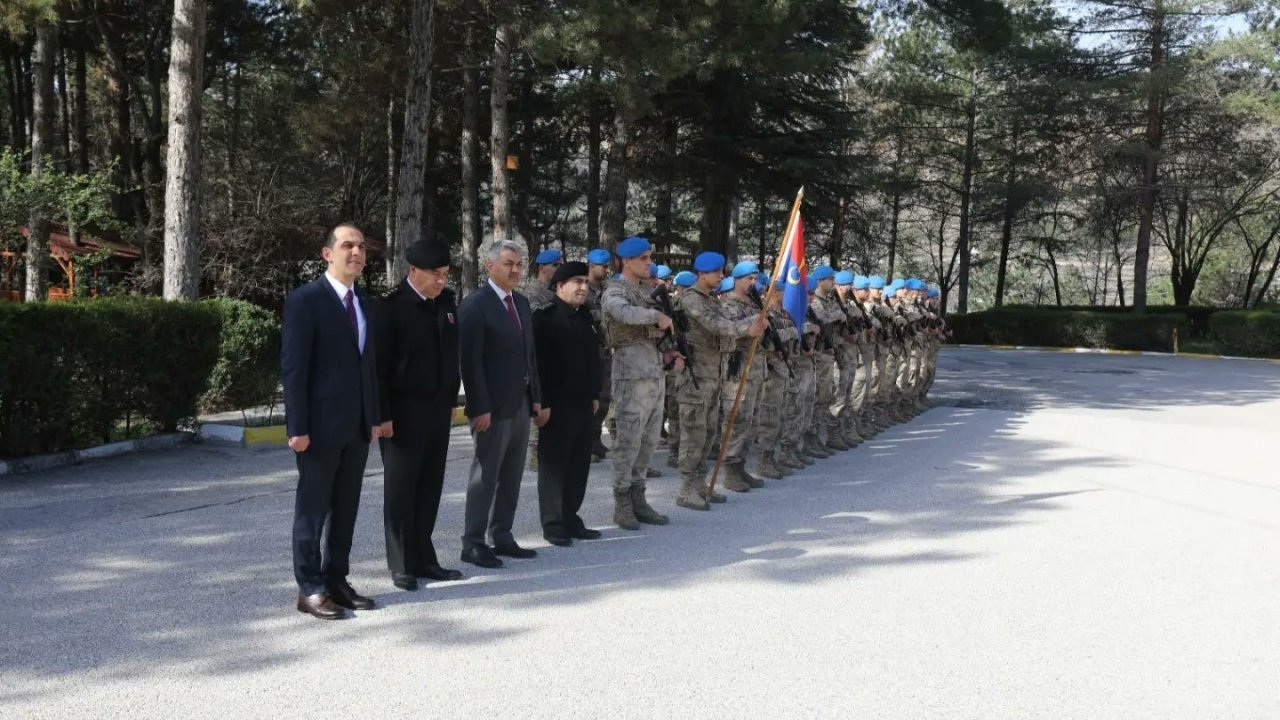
[548,261,589,289]
[405,240,451,270]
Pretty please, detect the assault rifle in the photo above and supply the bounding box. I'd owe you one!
[651,284,698,389]
[747,286,795,379]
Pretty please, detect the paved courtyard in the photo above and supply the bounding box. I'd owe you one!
[1,347,1277,719]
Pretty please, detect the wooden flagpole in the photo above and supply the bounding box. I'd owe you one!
[708,187,804,496]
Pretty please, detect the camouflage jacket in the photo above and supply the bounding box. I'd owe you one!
[601,276,666,381]
[678,286,754,379]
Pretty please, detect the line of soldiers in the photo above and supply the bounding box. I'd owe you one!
[570,235,949,529]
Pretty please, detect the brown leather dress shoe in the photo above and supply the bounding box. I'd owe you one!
[328,581,376,610]
[296,592,346,620]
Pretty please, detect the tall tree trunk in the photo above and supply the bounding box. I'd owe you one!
[1253,237,1280,308]
[599,97,634,250]
[25,23,55,302]
[698,169,735,255]
[72,40,88,174]
[490,19,514,244]
[2,40,23,153]
[56,45,70,167]
[390,0,436,282]
[994,121,1019,307]
[654,117,676,240]
[756,192,768,261]
[459,24,480,291]
[225,62,241,219]
[586,85,602,249]
[1132,0,1165,313]
[955,66,979,314]
[384,95,399,257]
[1112,230,1127,308]
[162,0,207,301]
[830,196,846,267]
[102,58,136,221]
[887,134,904,277]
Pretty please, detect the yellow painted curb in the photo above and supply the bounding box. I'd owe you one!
[452,406,467,426]
[244,425,288,446]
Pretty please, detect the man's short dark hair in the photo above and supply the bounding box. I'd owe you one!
[325,223,362,249]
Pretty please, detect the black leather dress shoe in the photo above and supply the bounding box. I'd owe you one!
[570,527,603,540]
[392,573,418,591]
[328,581,376,610]
[461,546,503,569]
[543,533,572,547]
[494,543,538,559]
[296,592,346,620]
[420,564,463,582]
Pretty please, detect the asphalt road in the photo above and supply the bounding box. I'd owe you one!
[1,347,1276,719]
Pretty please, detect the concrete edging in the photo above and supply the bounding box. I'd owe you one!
[197,407,470,448]
[950,343,1280,363]
[0,432,191,477]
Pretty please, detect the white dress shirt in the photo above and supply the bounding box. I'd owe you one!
[325,272,367,352]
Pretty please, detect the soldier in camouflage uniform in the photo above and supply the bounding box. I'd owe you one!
[846,275,878,438]
[586,248,613,461]
[600,237,678,530]
[805,267,842,456]
[718,261,770,491]
[666,271,697,467]
[675,252,766,510]
[834,271,872,446]
[782,308,820,466]
[865,275,897,431]
[815,267,854,452]
[522,248,563,471]
[755,279,800,479]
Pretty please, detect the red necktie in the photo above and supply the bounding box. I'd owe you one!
[344,289,358,341]
[504,294,522,339]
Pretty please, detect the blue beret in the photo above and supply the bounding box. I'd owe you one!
[610,272,622,281]
[535,248,562,265]
[891,277,906,288]
[807,276,819,293]
[834,270,854,286]
[656,264,673,280]
[649,263,659,278]
[617,236,651,258]
[906,278,926,291]
[868,275,885,289]
[674,271,696,288]
[587,248,611,265]
[927,287,940,298]
[717,277,734,294]
[811,265,835,282]
[853,275,870,290]
[732,260,760,279]
[694,251,726,274]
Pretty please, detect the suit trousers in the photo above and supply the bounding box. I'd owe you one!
[381,398,454,576]
[537,400,594,536]
[462,398,530,549]
[293,434,370,596]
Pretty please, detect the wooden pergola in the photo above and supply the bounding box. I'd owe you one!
[1,224,142,301]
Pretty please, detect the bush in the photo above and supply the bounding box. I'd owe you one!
[200,298,282,413]
[1003,304,1218,338]
[1209,311,1280,358]
[948,308,1187,352]
[0,298,223,457]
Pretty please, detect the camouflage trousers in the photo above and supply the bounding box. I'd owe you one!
[850,342,873,415]
[831,346,857,434]
[666,372,682,442]
[677,373,722,479]
[755,358,791,456]
[610,375,665,492]
[720,364,764,466]
[785,355,816,449]
[810,351,837,443]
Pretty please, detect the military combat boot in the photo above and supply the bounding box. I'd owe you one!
[740,463,764,488]
[631,485,670,525]
[779,446,806,470]
[677,476,710,511]
[646,467,662,479]
[803,435,831,458]
[845,425,864,447]
[755,452,784,480]
[667,445,680,468]
[613,489,640,530]
[826,432,849,452]
[722,463,752,493]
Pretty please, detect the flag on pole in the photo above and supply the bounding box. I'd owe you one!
[772,212,808,331]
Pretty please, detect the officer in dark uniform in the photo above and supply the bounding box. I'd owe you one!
[532,261,604,546]
[375,239,464,591]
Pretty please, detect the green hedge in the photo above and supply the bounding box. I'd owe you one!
[1003,304,1217,338]
[948,308,1188,352]
[201,299,282,413]
[1209,311,1280,358]
[0,297,279,458]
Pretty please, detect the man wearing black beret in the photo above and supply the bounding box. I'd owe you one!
[532,261,604,546]
[374,239,464,590]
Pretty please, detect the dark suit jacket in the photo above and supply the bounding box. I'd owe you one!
[281,276,380,447]
[533,297,602,411]
[458,282,541,420]
[374,280,461,441]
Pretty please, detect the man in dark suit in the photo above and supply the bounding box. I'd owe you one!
[374,240,464,592]
[281,223,381,620]
[457,239,545,569]
[533,261,604,546]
